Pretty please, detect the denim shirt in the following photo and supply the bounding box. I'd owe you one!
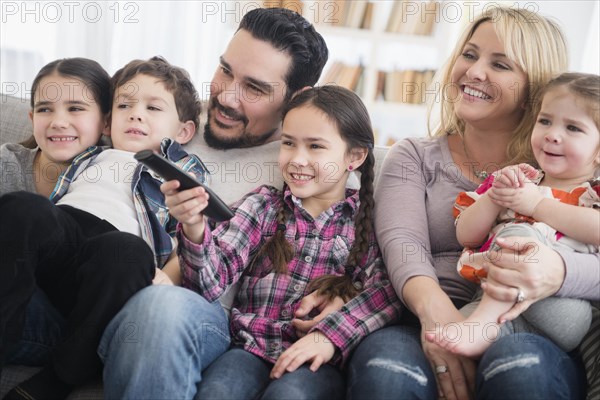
[50,138,208,267]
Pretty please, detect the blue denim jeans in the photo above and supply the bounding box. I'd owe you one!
[5,289,66,366]
[347,325,586,400]
[98,285,230,399]
[198,347,345,400]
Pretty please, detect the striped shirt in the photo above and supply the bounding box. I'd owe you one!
[178,185,402,365]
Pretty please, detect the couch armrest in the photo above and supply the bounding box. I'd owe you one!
[1,94,32,145]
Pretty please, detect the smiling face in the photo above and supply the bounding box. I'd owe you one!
[278,105,359,216]
[450,22,528,131]
[531,86,600,188]
[204,29,292,149]
[31,73,107,164]
[110,74,194,153]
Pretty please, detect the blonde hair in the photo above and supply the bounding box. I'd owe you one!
[428,6,568,165]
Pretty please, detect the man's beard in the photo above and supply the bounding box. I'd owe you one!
[204,98,278,150]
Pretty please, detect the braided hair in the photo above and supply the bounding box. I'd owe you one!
[253,85,376,301]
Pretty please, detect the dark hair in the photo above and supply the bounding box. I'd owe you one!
[238,7,328,103]
[111,56,202,133]
[255,85,376,301]
[22,57,111,148]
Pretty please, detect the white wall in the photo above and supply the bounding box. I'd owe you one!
[527,0,599,73]
[0,1,238,99]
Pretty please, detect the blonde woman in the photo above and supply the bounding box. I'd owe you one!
[347,6,594,399]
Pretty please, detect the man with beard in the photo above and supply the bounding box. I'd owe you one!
[192,6,329,203]
[98,8,329,399]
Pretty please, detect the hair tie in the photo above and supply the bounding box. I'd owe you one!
[277,223,286,232]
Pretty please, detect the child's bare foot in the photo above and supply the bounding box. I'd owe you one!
[425,319,502,358]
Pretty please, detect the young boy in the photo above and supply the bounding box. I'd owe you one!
[0,56,206,399]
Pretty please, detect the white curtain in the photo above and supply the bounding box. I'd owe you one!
[1,1,239,99]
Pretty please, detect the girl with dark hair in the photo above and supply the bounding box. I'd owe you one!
[1,57,111,197]
[161,85,401,399]
[0,58,112,399]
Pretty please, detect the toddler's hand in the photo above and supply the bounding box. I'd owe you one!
[520,163,540,181]
[489,181,543,216]
[493,163,538,189]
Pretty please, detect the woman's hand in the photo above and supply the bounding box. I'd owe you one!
[160,179,208,243]
[403,277,476,399]
[270,331,335,379]
[482,236,566,322]
[291,292,345,337]
[422,324,476,400]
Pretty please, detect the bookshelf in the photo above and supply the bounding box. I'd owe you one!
[261,1,466,145]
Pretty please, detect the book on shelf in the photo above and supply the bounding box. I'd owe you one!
[315,1,373,30]
[320,61,365,93]
[330,0,347,26]
[378,69,436,104]
[345,1,368,29]
[321,61,343,85]
[375,70,386,101]
[354,68,366,97]
[386,0,439,36]
[361,2,374,29]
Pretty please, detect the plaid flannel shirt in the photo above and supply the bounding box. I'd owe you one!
[178,185,402,365]
[50,138,208,267]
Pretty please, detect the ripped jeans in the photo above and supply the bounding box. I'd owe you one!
[347,325,586,399]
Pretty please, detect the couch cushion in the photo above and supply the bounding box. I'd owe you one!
[1,94,32,144]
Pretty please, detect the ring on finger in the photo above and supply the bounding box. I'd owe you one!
[516,288,525,303]
[435,365,448,374]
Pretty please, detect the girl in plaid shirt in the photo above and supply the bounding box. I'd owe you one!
[162,85,402,399]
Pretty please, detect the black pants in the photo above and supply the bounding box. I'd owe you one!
[0,191,154,384]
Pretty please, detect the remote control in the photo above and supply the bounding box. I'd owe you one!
[134,150,234,222]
